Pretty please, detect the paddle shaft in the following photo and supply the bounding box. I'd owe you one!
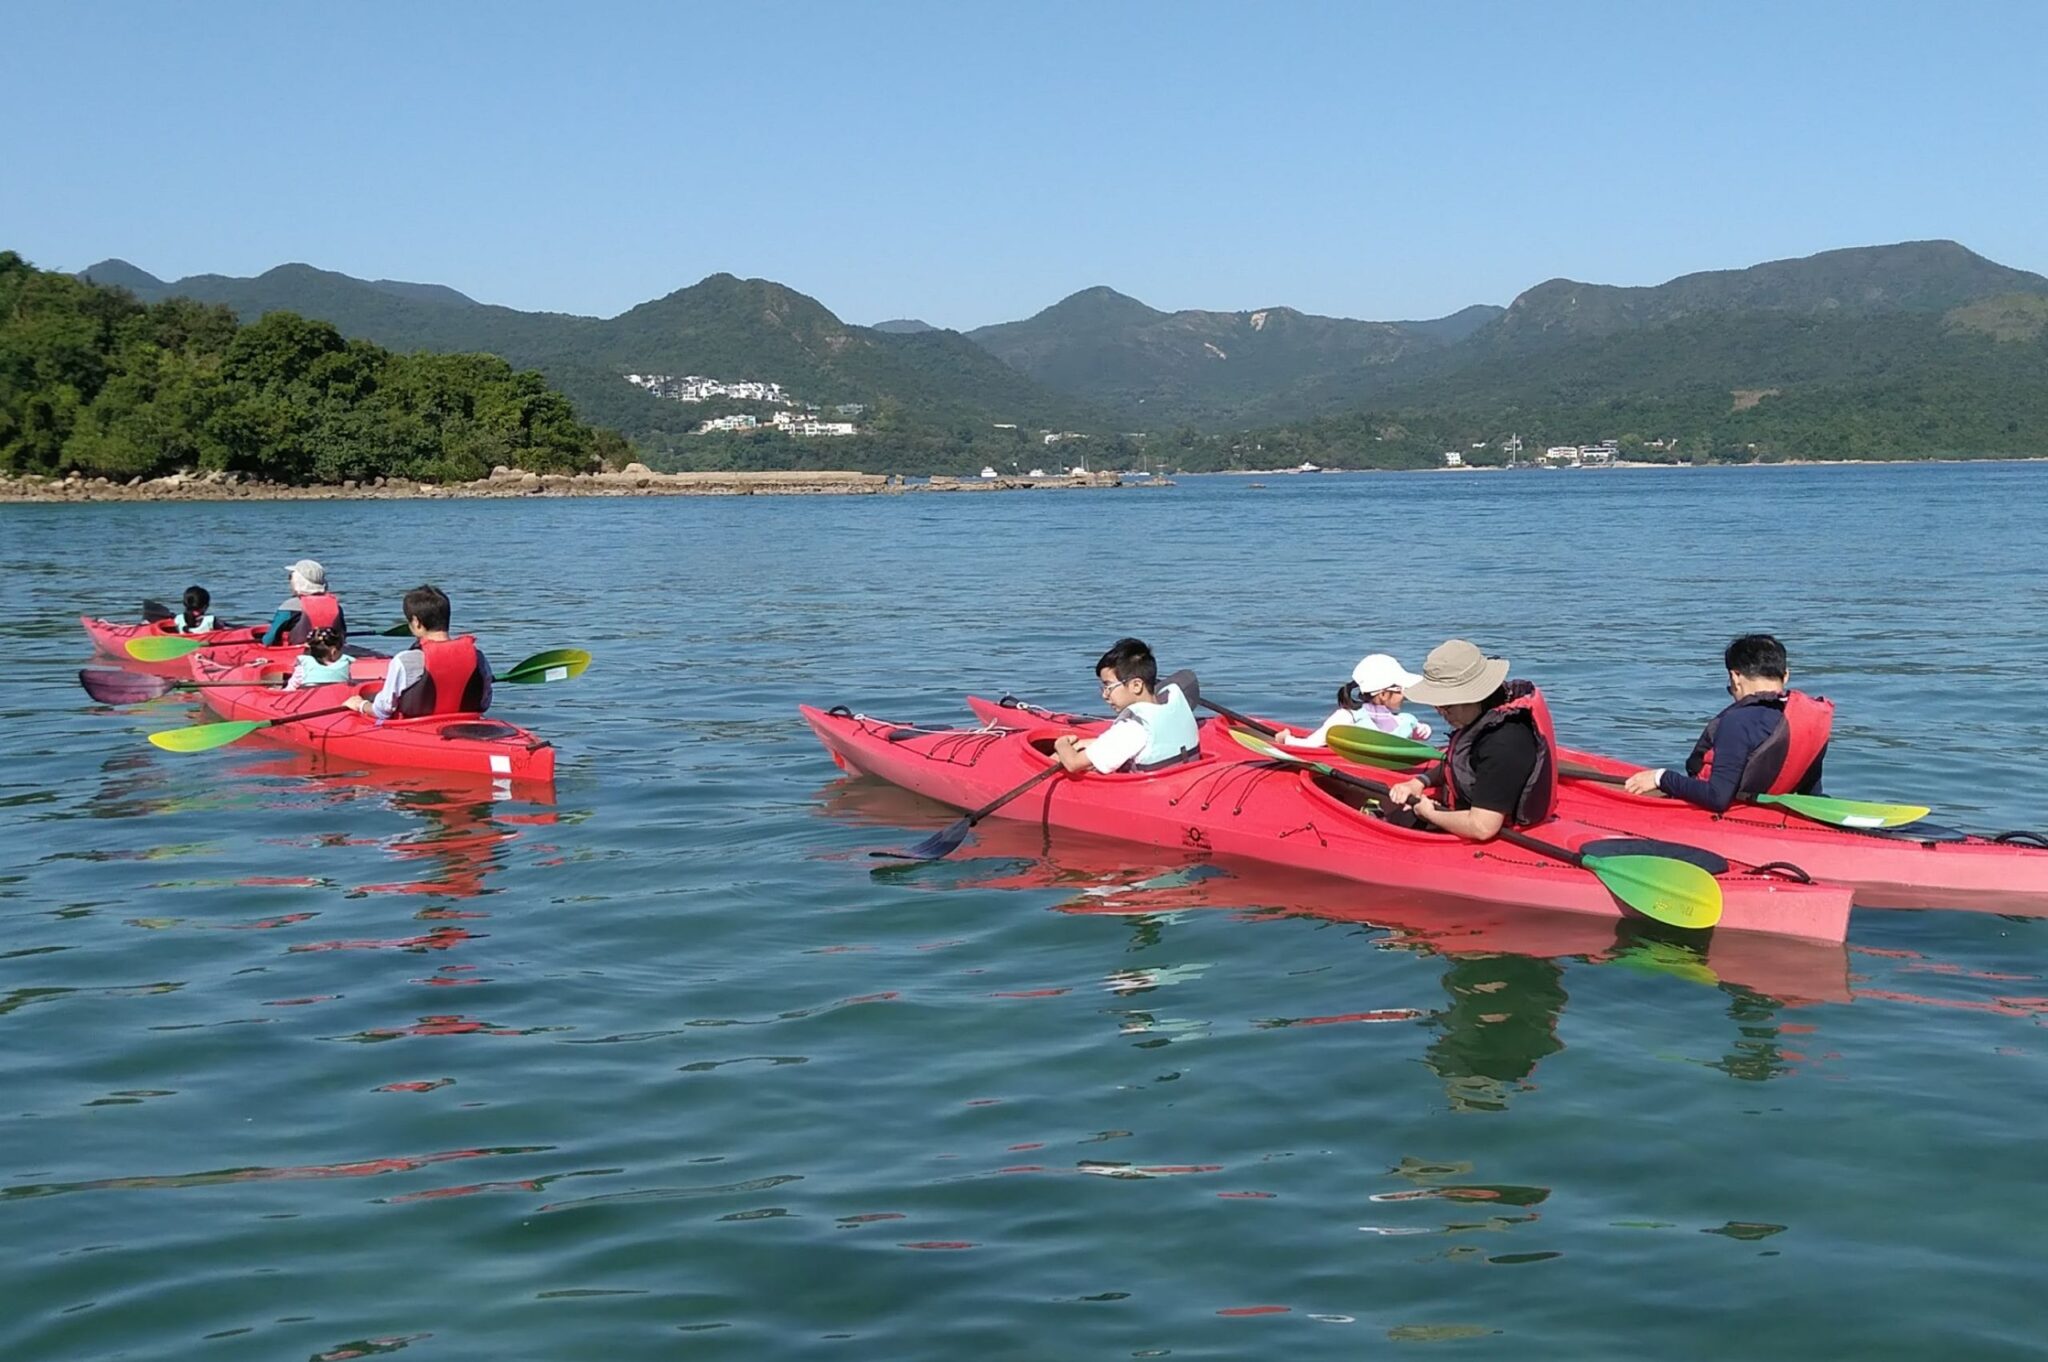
[1198,697,1280,737]
[964,761,1065,826]
[1262,740,1605,871]
[252,702,358,731]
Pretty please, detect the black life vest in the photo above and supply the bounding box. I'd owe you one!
[1439,680,1558,828]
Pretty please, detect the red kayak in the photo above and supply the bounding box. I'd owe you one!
[965,694,2048,915]
[190,653,555,782]
[815,775,1854,1004]
[804,705,1852,943]
[81,615,268,676]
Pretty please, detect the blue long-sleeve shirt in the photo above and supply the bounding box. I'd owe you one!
[1656,702,1826,813]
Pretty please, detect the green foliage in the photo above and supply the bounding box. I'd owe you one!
[0,251,618,483]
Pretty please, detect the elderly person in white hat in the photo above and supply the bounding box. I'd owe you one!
[1385,639,1558,842]
[259,558,348,646]
[1279,653,1434,748]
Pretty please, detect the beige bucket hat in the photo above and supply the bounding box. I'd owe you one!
[1404,639,1510,706]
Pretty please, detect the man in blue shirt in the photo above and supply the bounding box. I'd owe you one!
[1623,634,1832,813]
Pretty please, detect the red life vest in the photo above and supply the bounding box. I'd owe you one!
[1693,689,1832,797]
[1439,680,1559,828]
[287,592,344,644]
[398,635,488,718]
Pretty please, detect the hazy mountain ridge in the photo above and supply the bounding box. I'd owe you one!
[72,238,2048,464]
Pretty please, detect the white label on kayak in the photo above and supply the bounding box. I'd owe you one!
[490,755,512,774]
[544,666,569,682]
[1842,815,1883,828]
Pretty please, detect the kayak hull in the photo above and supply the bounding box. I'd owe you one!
[81,615,268,677]
[805,705,1851,943]
[190,654,555,782]
[964,695,2048,915]
[815,775,1855,1004]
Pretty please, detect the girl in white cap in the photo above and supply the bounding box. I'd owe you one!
[1279,653,1434,748]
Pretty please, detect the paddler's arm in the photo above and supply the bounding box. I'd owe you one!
[1052,734,1094,774]
[1405,800,1506,841]
[345,652,417,721]
[259,608,297,646]
[1387,773,1506,841]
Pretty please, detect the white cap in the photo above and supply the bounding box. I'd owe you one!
[285,559,327,589]
[1351,653,1423,694]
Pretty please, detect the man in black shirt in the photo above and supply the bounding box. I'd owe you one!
[1387,640,1550,842]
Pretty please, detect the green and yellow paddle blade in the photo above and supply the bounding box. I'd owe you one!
[1230,727,1330,770]
[500,648,592,685]
[1577,851,1723,929]
[1756,792,1928,830]
[126,633,209,662]
[1323,725,1440,768]
[148,718,268,753]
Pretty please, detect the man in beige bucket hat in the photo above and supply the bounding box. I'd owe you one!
[1386,640,1557,842]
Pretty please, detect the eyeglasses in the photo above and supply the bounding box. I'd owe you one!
[1100,677,1132,696]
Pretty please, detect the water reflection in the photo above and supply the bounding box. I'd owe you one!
[815,775,1861,1108]
[226,754,557,901]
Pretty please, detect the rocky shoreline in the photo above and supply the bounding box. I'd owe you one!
[0,465,1171,503]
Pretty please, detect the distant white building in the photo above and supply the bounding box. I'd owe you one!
[698,414,760,433]
[980,466,999,478]
[630,373,792,405]
[1443,451,1464,467]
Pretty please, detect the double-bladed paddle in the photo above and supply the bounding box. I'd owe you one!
[1227,728,1723,929]
[141,598,175,623]
[1549,757,1929,830]
[125,631,258,662]
[871,763,1066,862]
[143,648,592,753]
[80,647,585,704]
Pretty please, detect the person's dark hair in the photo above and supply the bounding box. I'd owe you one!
[1475,683,1510,711]
[1725,633,1788,681]
[183,585,210,614]
[403,584,452,633]
[1095,637,1158,688]
[1337,680,1366,710]
[305,627,345,664]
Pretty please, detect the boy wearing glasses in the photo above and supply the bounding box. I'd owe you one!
[1053,637,1201,775]
[1620,633,1832,812]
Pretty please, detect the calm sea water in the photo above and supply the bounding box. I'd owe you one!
[3,464,2044,1361]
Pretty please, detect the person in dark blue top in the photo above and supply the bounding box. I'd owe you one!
[1624,634,1833,813]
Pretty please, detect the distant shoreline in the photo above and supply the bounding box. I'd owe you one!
[1213,454,2048,475]
[0,467,1172,504]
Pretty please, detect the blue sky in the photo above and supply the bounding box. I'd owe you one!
[6,1,2044,329]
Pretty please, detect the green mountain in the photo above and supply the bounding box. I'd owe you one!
[966,286,1497,427]
[76,261,1106,454]
[871,318,937,334]
[1485,240,2048,350]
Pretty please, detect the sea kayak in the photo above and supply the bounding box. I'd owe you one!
[81,615,268,676]
[190,653,555,782]
[804,704,1852,943]
[965,694,2048,915]
[816,775,1854,1004]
